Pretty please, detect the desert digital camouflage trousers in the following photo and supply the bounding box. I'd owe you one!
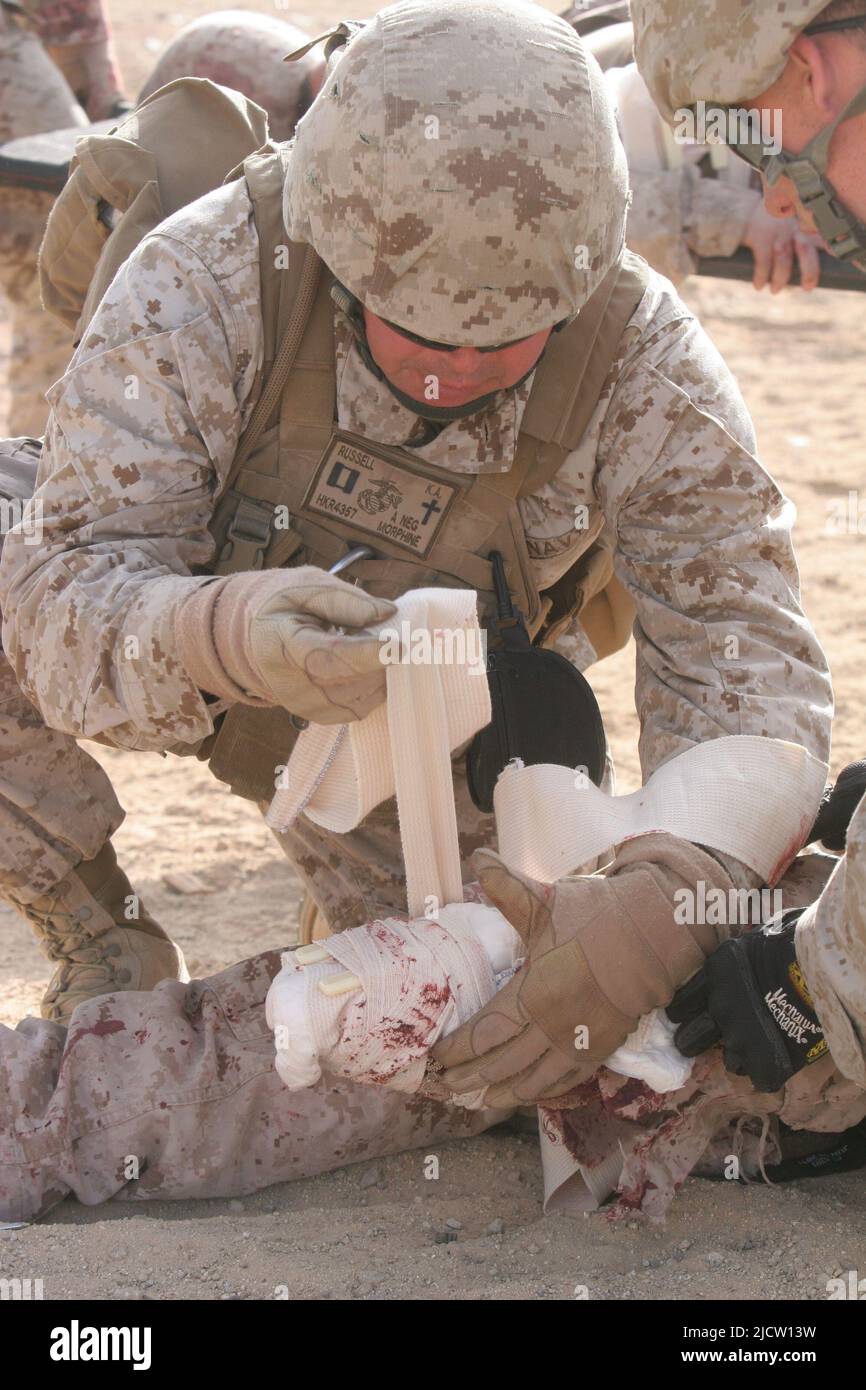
[0,440,123,900]
[0,649,123,901]
[0,439,506,1214]
[0,950,503,1221]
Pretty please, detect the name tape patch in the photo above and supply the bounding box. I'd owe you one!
[301,432,459,557]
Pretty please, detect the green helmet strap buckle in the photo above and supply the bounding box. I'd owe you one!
[735,81,866,273]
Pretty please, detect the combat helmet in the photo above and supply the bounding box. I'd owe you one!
[631,0,866,272]
[282,0,630,349]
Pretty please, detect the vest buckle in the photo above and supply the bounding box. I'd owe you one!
[214,495,276,575]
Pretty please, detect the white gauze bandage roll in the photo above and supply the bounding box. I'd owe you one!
[267,587,490,917]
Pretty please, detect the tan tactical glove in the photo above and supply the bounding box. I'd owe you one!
[176,567,397,726]
[431,834,734,1109]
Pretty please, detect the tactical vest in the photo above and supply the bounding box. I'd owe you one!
[204,149,649,801]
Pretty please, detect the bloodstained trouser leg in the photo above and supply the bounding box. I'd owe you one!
[0,948,503,1221]
[796,791,866,1088]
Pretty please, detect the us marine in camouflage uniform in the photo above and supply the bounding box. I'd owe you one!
[630,0,866,1106]
[0,0,90,439]
[0,9,323,1019]
[138,9,324,143]
[0,4,322,437]
[0,0,842,1219]
[0,0,130,1012]
[602,66,825,291]
[3,0,126,123]
[562,2,825,290]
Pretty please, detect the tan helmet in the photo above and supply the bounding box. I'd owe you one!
[630,0,831,122]
[139,11,324,142]
[282,0,629,347]
[631,0,866,273]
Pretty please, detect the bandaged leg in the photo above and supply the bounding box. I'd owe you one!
[0,949,503,1222]
[266,901,521,1098]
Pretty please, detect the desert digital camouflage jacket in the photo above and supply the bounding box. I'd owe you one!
[0,174,833,815]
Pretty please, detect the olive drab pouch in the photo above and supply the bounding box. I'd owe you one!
[466,552,607,814]
[37,77,271,339]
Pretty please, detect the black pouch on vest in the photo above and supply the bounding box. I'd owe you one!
[465,552,607,814]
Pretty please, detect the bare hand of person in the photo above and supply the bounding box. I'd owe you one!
[742,203,823,293]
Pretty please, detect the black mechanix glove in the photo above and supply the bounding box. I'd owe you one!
[667,909,828,1093]
[810,759,866,852]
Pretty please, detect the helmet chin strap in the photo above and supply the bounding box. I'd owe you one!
[764,82,866,274]
[330,281,549,422]
[380,370,538,422]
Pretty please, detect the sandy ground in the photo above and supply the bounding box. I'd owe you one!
[1,0,866,1302]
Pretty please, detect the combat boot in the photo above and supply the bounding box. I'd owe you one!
[9,842,188,1023]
